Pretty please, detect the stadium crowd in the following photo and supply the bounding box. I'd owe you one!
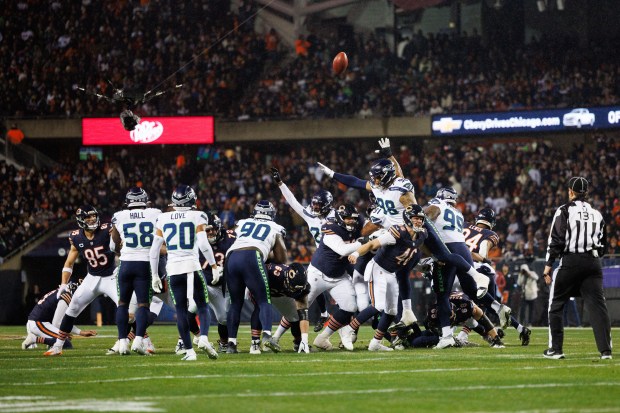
[2,134,619,263]
[1,1,618,120]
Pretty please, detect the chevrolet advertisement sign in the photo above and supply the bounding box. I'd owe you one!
[431,106,620,136]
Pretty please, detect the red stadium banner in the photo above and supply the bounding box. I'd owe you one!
[82,116,214,145]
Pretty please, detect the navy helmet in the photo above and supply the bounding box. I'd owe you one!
[403,204,425,229]
[76,204,100,230]
[284,263,310,300]
[124,187,149,208]
[253,200,277,221]
[335,203,360,232]
[311,190,333,217]
[475,207,496,229]
[435,186,458,205]
[205,211,223,244]
[369,159,396,188]
[171,185,197,210]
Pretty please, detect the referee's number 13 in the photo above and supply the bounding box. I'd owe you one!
[578,207,590,221]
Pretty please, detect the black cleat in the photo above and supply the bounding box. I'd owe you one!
[314,316,329,333]
[387,321,408,334]
[543,348,565,359]
[496,328,505,339]
[226,342,238,354]
[519,327,531,346]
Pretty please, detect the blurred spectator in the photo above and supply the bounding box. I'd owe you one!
[518,263,539,326]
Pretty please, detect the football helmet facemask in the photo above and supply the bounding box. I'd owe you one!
[170,185,197,210]
[205,211,223,244]
[253,200,277,221]
[475,207,496,229]
[403,205,425,232]
[124,187,149,208]
[310,190,333,218]
[369,159,396,188]
[435,186,458,205]
[335,203,360,232]
[76,205,100,231]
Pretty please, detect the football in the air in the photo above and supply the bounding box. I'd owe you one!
[332,52,348,75]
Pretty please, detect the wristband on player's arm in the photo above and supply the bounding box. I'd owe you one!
[333,172,368,190]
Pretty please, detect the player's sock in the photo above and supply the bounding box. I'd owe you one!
[376,312,395,336]
[323,310,353,337]
[516,324,524,333]
[42,337,55,347]
[350,306,380,329]
[196,305,210,336]
[490,301,502,312]
[228,338,237,345]
[320,311,329,318]
[217,323,228,344]
[127,331,136,341]
[147,311,158,327]
[512,317,522,330]
[274,317,291,339]
[251,329,261,341]
[441,326,453,338]
[187,312,200,336]
[401,299,412,311]
[317,293,328,314]
[290,320,301,342]
[135,306,149,337]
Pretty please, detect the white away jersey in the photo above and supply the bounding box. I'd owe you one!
[155,210,209,274]
[228,218,286,260]
[112,208,161,261]
[279,183,334,246]
[371,177,414,226]
[369,206,390,228]
[429,198,465,244]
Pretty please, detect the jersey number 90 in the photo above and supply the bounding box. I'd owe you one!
[239,222,271,241]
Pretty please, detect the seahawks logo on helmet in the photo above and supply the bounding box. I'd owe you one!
[170,185,197,210]
[310,190,333,218]
[475,207,496,229]
[76,205,100,230]
[124,187,149,208]
[435,186,458,205]
[253,200,277,221]
[369,159,396,188]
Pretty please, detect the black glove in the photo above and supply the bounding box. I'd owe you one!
[356,236,370,244]
[271,167,282,185]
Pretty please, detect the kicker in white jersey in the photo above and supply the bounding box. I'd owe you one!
[112,208,161,261]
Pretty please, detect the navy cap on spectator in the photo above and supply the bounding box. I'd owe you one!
[568,176,588,193]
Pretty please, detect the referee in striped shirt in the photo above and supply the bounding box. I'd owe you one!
[542,177,612,360]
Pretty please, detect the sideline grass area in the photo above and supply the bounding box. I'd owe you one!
[0,325,618,413]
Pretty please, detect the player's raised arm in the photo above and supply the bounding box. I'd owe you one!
[375,137,404,178]
[317,162,372,192]
[272,167,309,220]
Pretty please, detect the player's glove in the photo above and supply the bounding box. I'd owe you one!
[298,341,310,354]
[270,167,282,185]
[56,283,69,299]
[374,137,392,158]
[151,276,163,294]
[211,266,223,285]
[317,162,334,178]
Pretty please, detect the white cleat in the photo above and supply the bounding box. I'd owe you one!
[313,333,333,351]
[498,305,512,329]
[400,309,417,327]
[175,339,187,355]
[144,337,156,354]
[131,337,147,355]
[43,345,63,356]
[434,335,456,349]
[249,340,261,355]
[368,340,394,352]
[340,326,355,351]
[21,333,37,350]
[197,336,219,359]
[119,338,131,355]
[182,349,197,361]
[106,340,120,355]
[193,335,199,346]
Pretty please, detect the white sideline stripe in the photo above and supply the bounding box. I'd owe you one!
[471,409,620,413]
[5,363,615,386]
[0,400,162,412]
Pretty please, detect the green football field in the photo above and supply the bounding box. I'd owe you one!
[0,325,617,413]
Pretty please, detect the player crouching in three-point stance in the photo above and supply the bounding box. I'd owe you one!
[44,205,116,356]
[149,185,223,361]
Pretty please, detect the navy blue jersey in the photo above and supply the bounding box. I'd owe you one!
[449,291,475,324]
[463,224,499,255]
[28,288,72,322]
[69,223,116,277]
[311,219,361,277]
[200,230,236,286]
[266,263,310,300]
[374,225,427,273]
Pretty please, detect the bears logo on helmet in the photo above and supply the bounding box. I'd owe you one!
[76,205,100,230]
[403,204,426,231]
[205,211,223,244]
[284,263,310,300]
[335,203,360,232]
[369,159,396,188]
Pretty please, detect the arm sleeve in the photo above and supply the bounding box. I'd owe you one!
[333,172,369,190]
[279,183,312,223]
[478,240,491,259]
[377,230,397,246]
[545,206,568,266]
[197,231,216,266]
[323,234,362,256]
[149,235,165,277]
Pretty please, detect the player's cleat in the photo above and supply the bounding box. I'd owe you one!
[250,340,261,355]
[387,321,408,334]
[400,309,417,327]
[519,327,531,346]
[182,349,197,361]
[44,345,63,356]
[490,336,505,348]
[193,335,199,346]
[496,328,505,339]
[314,316,329,333]
[226,342,238,354]
[543,348,565,359]
[144,337,156,354]
[119,338,131,355]
[350,330,358,344]
[339,326,355,351]
[434,335,456,349]
[498,305,512,329]
[261,332,281,353]
[313,333,333,351]
[175,339,187,355]
[218,341,228,353]
[106,340,120,355]
[600,351,612,360]
[368,340,394,352]
[197,336,219,359]
[131,337,147,355]
[21,333,37,350]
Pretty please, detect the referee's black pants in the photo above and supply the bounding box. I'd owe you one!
[548,253,612,354]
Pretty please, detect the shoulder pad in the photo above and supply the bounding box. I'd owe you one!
[428,198,441,205]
